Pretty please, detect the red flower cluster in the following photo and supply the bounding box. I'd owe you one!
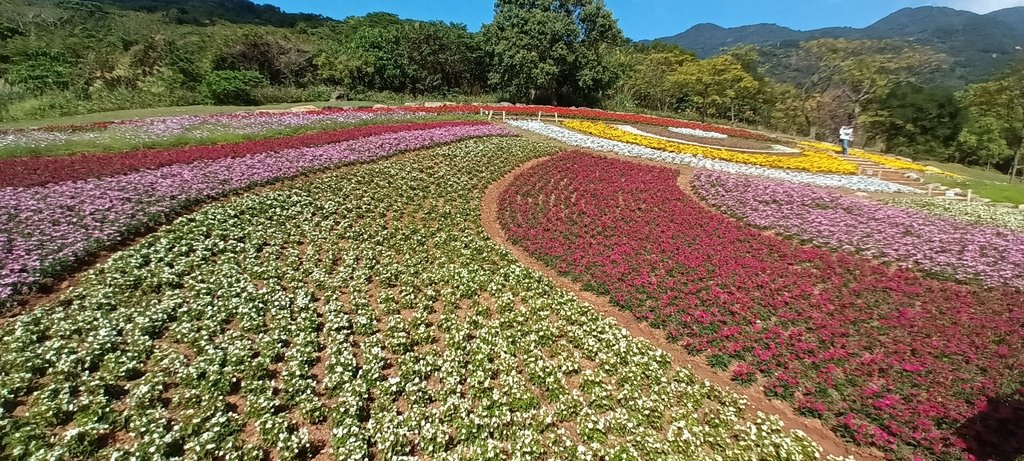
[0,121,489,187]
[498,151,1024,459]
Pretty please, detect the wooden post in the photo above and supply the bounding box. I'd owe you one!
[502,111,506,121]
[967,189,973,203]
[554,112,559,122]
[488,110,493,121]
[927,184,934,196]
[537,111,542,121]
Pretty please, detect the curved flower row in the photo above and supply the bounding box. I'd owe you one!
[800,141,957,177]
[0,123,512,307]
[508,120,919,193]
[668,126,729,139]
[0,104,771,155]
[0,138,830,460]
[0,121,490,188]
[564,121,857,175]
[692,170,1024,288]
[887,198,1024,233]
[497,151,1024,459]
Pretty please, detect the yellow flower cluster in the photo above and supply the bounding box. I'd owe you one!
[563,121,859,175]
[800,141,962,178]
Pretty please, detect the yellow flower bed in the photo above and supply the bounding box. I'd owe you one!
[800,141,962,178]
[564,121,859,175]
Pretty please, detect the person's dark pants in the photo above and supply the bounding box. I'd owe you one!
[841,139,850,155]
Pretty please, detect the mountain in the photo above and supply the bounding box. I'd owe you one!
[92,0,330,27]
[654,6,1024,84]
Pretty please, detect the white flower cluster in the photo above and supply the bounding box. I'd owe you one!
[0,137,839,459]
[511,120,920,194]
[668,126,729,139]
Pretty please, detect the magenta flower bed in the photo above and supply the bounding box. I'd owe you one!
[498,152,1024,459]
[0,123,511,305]
[692,170,1024,288]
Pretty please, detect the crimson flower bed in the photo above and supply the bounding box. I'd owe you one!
[497,151,1024,459]
[0,121,488,188]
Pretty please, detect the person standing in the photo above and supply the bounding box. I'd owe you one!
[839,124,854,156]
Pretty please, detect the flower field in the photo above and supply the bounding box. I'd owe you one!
[669,126,729,139]
[508,120,918,193]
[0,122,510,306]
[497,151,1024,459]
[888,198,1024,233]
[0,138,835,460]
[562,120,857,174]
[692,170,1024,287]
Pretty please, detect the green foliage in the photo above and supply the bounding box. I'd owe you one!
[481,0,625,105]
[955,117,1012,168]
[5,49,76,92]
[200,70,267,105]
[865,83,965,161]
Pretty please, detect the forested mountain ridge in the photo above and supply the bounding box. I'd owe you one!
[92,0,330,27]
[655,6,1024,84]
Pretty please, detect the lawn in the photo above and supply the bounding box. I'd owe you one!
[922,161,1024,205]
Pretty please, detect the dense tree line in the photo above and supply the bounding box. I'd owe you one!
[1,0,1021,175]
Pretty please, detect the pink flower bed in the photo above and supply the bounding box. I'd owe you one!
[691,170,1024,288]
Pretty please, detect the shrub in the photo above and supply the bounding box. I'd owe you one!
[200,70,268,105]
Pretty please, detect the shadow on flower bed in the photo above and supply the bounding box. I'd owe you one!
[957,392,1024,461]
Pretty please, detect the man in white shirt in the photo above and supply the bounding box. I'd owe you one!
[839,125,854,156]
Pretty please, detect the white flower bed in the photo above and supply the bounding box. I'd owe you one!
[511,120,919,194]
[668,126,729,139]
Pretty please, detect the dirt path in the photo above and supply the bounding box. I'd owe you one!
[480,152,884,461]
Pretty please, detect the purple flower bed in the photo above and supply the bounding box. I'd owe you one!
[0,123,511,305]
[692,170,1024,288]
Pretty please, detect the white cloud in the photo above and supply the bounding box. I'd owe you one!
[933,0,1024,13]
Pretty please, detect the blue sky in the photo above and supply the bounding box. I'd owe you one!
[264,0,1024,40]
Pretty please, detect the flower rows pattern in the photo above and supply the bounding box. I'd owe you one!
[692,170,1024,288]
[0,123,511,306]
[800,141,956,177]
[497,151,1024,459]
[564,120,857,174]
[508,120,919,193]
[0,138,831,460]
[0,121,488,188]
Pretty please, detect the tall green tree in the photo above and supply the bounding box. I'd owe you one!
[481,0,625,105]
[961,60,1024,181]
[864,82,965,161]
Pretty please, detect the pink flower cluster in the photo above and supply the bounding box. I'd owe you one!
[691,170,1024,288]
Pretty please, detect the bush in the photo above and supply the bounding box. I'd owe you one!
[201,70,268,105]
[252,85,334,105]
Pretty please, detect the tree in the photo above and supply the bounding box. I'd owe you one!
[481,0,625,105]
[795,39,948,137]
[954,117,1012,169]
[961,60,1024,181]
[672,55,759,122]
[617,46,694,112]
[864,82,965,161]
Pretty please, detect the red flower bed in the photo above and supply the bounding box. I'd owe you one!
[0,121,488,188]
[497,151,1024,459]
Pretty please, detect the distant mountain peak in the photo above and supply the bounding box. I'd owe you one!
[652,5,1024,84]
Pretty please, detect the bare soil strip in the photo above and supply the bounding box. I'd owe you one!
[480,152,884,461]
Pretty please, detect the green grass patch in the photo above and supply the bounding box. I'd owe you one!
[922,161,1024,205]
